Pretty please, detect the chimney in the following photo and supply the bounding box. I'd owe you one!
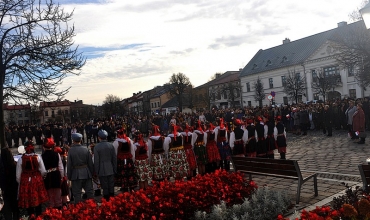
[283,38,290,44]
[133,93,136,96]
[239,68,243,71]
[337,21,347,27]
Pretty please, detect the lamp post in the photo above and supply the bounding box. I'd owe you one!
[360,2,370,29]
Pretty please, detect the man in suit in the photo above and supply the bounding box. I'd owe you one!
[67,133,94,204]
[94,130,117,200]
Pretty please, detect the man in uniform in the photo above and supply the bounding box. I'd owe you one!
[67,133,94,204]
[94,130,117,200]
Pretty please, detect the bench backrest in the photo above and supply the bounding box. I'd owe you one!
[359,164,370,190]
[232,157,301,179]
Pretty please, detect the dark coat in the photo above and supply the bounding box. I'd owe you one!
[353,108,365,132]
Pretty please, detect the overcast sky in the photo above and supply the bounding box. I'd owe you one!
[57,0,365,105]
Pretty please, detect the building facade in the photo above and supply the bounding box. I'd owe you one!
[3,103,31,125]
[240,21,369,107]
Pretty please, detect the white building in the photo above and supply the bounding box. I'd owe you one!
[240,21,369,107]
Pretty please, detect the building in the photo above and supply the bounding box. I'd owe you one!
[149,85,171,114]
[127,92,143,115]
[3,103,31,125]
[70,100,97,122]
[208,71,242,109]
[240,21,369,107]
[40,100,71,123]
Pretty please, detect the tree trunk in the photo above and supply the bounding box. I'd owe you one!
[259,100,262,107]
[0,67,6,149]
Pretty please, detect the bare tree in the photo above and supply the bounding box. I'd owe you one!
[253,77,265,107]
[0,0,85,148]
[102,94,122,118]
[311,69,342,102]
[208,72,223,82]
[210,81,242,108]
[331,6,370,90]
[166,73,192,112]
[349,0,369,21]
[283,68,306,104]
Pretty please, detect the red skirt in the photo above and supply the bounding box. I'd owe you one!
[18,170,48,208]
[206,140,221,163]
[184,148,197,170]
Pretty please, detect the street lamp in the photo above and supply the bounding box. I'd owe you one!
[360,2,370,29]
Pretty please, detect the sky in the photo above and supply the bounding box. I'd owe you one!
[56,0,366,105]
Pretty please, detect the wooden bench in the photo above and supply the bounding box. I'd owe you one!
[231,157,318,204]
[358,164,370,192]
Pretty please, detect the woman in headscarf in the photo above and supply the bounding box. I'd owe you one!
[133,131,152,190]
[16,141,48,217]
[164,124,189,180]
[113,126,138,191]
[41,138,64,209]
[192,120,208,175]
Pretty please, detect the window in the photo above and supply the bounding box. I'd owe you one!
[246,82,251,92]
[281,76,286,87]
[283,97,288,105]
[248,101,251,107]
[297,95,303,103]
[348,65,354,77]
[269,78,273,88]
[314,93,319,100]
[266,60,272,67]
[52,110,55,117]
[252,64,258,70]
[281,56,288,63]
[64,110,68,115]
[349,89,356,99]
[24,111,28,117]
[323,66,339,76]
[296,72,301,81]
[223,91,227,99]
[45,111,49,116]
[217,92,221,100]
[157,102,160,107]
[312,70,318,83]
[58,110,62,115]
[18,111,22,117]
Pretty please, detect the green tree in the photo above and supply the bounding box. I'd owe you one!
[0,0,84,148]
[253,77,265,107]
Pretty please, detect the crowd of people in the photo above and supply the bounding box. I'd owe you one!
[0,97,367,219]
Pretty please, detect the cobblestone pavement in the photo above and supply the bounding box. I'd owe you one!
[251,129,370,217]
[9,129,370,219]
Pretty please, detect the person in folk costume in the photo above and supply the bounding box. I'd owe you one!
[266,115,277,159]
[255,116,268,158]
[42,138,64,209]
[112,126,138,192]
[133,130,152,190]
[16,141,48,217]
[164,124,189,180]
[274,116,287,159]
[245,119,258,157]
[88,143,102,196]
[180,122,197,180]
[204,121,221,173]
[54,146,70,206]
[214,117,232,171]
[147,124,168,182]
[229,119,247,157]
[192,120,208,175]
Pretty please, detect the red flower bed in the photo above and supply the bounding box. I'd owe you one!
[33,170,257,220]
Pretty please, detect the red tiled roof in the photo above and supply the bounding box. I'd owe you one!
[3,103,31,110]
[40,101,71,107]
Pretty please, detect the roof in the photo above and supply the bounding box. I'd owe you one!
[3,103,31,110]
[195,71,240,89]
[161,94,191,108]
[240,20,366,77]
[40,100,71,107]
